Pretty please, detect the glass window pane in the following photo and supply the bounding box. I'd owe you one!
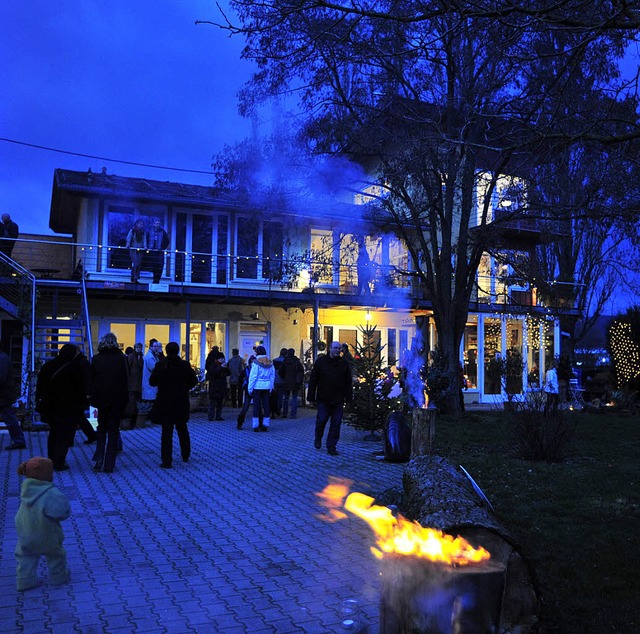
[263,221,283,280]
[484,317,502,394]
[192,215,213,284]
[216,215,229,285]
[237,217,258,279]
[107,206,135,270]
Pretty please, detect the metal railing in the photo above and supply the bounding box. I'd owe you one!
[7,236,577,311]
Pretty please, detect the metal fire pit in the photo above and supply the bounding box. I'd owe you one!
[380,554,506,633]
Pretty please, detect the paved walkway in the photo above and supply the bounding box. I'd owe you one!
[1,409,405,633]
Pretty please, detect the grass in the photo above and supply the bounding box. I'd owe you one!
[433,409,640,633]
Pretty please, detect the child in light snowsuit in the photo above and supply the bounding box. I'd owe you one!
[15,457,71,591]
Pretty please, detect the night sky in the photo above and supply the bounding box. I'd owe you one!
[1,1,253,235]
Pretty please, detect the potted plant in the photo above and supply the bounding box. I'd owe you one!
[189,368,207,412]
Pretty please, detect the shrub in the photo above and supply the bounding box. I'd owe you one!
[509,393,577,462]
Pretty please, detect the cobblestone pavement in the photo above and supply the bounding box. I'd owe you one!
[1,409,405,633]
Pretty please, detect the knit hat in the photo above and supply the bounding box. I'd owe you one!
[17,457,54,482]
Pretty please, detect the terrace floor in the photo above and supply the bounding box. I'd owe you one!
[1,408,407,633]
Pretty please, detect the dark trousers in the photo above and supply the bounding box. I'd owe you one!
[544,392,559,416]
[94,405,121,472]
[78,416,97,442]
[47,417,76,468]
[315,402,344,450]
[161,421,190,467]
[253,390,271,419]
[229,383,243,408]
[149,250,165,283]
[0,405,25,445]
[238,389,262,424]
[208,397,224,420]
[282,389,299,417]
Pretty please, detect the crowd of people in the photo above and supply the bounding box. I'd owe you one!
[8,337,357,592]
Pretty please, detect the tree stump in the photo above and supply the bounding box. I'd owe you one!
[411,406,437,457]
[400,456,540,633]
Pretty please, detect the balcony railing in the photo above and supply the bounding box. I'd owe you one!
[9,237,411,298]
[6,237,577,312]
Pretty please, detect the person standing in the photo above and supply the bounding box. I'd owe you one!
[89,333,128,473]
[36,344,87,471]
[271,348,287,417]
[148,218,169,284]
[0,344,25,450]
[125,218,147,283]
[237,357,261,430]
[307,341,353,455]
[149,342,197,468]
[14,457,71,591]
[279,348,304,418]
[544,359,559,416]
[1,213,19,257]
[226,348,245,408]
[142,339,163,420]
[126,343,144,427]
[247,345,275,432]
[206,352,229,421]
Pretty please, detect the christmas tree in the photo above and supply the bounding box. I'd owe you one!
[345,324,402,438]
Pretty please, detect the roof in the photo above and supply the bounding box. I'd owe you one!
[50,168,360,234]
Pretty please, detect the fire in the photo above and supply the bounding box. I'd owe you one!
[314,476,351,522]
[318,480,490,566]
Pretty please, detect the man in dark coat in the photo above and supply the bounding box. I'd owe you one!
[307,341,353,455]
[36,344,87,470]
[147,218,170,284]
[1,213,19,257]
[279,348,304,418]
[149,341,197,468]
[89,333,129,473]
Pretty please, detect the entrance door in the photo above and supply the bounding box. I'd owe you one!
[238,322,269,360]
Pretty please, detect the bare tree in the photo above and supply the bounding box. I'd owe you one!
[206,1,640,411]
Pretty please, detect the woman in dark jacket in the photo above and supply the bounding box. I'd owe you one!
[89,333,129,473]
[206,354,229,421]
[36,344,87,471]
[149,342,197,468]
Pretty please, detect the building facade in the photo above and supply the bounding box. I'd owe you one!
[0,168,574,405]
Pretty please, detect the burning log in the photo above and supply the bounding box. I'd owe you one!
[411,405,437,457]
[401,456,540,633]
[380,555,505,633]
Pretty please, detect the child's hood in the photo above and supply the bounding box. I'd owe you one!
[256,355,273,368]
[20,478,56,506]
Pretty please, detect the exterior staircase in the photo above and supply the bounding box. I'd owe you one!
[34,279,93,363]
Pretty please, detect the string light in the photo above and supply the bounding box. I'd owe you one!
[609,321,640,387]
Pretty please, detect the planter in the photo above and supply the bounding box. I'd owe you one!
[189,396,201,412]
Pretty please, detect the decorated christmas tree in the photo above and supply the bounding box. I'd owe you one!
[345,324,402,438]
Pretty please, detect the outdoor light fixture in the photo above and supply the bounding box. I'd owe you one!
[365,310,372,321]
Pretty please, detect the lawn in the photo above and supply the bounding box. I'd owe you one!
[433,409,640,633]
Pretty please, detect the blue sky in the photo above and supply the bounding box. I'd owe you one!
[1,1,253,235]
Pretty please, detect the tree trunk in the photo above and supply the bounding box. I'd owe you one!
[411,407,437,457]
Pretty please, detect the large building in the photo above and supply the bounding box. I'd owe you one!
[0,167,576,406]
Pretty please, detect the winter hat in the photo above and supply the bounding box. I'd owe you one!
[17,457,54,482]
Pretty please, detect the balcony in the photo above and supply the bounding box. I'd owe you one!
[2,237,580,316]
[6,237,412,310]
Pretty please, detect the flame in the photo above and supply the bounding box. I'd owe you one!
[422,390,429,409]
[314,476,352,522]
[318,480,490,566]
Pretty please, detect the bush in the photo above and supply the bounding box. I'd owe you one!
[509,393,577,462]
